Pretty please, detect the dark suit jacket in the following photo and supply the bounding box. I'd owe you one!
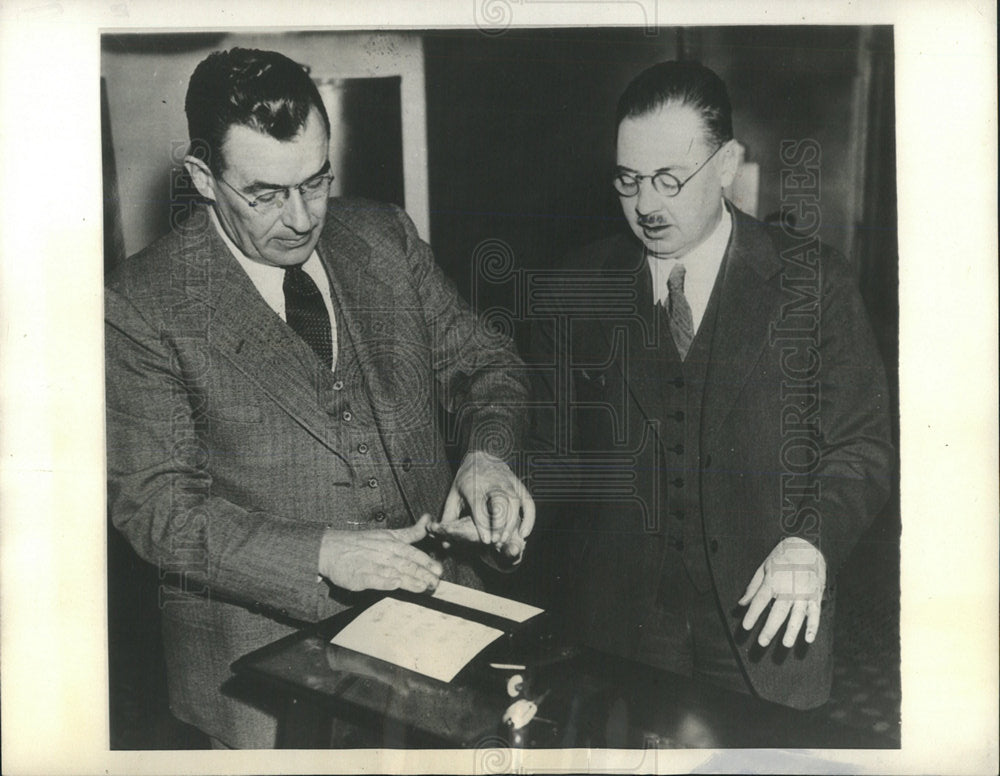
[105,199,528,746]
[532,203,893,709]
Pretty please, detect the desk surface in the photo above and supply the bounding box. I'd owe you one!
[233,596,894,750]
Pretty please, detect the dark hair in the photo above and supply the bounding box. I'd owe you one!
[184,47,331,174]
[616,60,733,147]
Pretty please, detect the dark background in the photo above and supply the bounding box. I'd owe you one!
[104,26,899,748]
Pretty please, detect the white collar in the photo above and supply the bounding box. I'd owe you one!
[646,201,732,333]
[208,207,324,321]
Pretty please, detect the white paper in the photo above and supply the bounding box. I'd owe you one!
[330,597,504,682]
[431,580,544,623]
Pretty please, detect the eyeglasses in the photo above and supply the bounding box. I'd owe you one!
[216,163,334,214]
[613,143,724,198]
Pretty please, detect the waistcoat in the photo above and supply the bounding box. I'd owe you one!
[315,297,412,531]
[653,259,728,594]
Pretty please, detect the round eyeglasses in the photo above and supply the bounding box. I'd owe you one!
[613,143,724,198]
[216,165,334,215]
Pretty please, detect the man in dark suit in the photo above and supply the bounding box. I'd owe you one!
[106,48,533,748]
[532,61,893,709]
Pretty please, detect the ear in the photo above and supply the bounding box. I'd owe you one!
[183,155,217,202]
[717,139,741,189]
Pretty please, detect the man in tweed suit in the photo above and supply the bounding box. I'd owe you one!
[106,48,533,748]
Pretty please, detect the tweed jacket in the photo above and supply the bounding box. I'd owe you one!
[105,198,529,745]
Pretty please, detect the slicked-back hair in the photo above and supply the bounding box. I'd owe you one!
[184,47,331,175]
[616,60,733,148]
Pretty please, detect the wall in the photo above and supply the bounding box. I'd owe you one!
[101,30,428,257]
[422,27,897,405]
[423,27,679,310]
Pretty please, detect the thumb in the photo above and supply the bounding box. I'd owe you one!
[393,514,431,545]
[738,565,766,606]
[441,484,463,524]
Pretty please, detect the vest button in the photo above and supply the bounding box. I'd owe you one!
[671,477,684,488]
[342,409,353,422]
[709,539,720,553]
[332,380,344,391]
[672,538,685,551]
[374,511,387,522]
[673,410,685,422]
[367,477,379,489]
[357,442,369,454]
[673,377,685,388]
[672,443,684,455]
[401,457,413,472]
[704,454,713,467]
[672,509,685,520]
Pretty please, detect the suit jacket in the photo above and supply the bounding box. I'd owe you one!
[531,202,893,709]
[105,198,528,746]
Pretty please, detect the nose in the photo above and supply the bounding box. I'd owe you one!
[634,176,663,218]
[280,189,312,233]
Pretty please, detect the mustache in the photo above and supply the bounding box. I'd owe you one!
[637,215,669,228]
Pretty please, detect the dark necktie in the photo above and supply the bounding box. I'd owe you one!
[667,262,694,360]
[283,264,333,369]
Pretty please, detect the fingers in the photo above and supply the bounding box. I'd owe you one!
[489,476,535,546]
[319,526,444,593]
[756,597,792,647]
[427,515,481,542]
[739,540,826,648]
[441,485,463,525]
[519,487,536,539]
[499,530,526,564]
[444,450,538,548]
[738,566,765,607]
[358,557,441,593]
[470,491,497,544]
[367,524,443,579]
[360,536,443,592]
[491,492,516,545]
[804,597,822,643]
[742,588,821,648]
[781,600,808,648]
[392,514,431,544]
[741,582,773,632]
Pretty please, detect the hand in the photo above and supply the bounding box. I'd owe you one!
[427,515,527,564]
[440,450,535,549]
[737,536,827,648]
[318,514,442,594]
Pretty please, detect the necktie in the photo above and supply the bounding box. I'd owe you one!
[667,262,694,360]
[283,264,333,369]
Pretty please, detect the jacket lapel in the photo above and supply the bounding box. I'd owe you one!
[596,237,673,429]
[315,209,398,422]
[316,207,431,521]
[192,210,344,452]
[701,205,784,445]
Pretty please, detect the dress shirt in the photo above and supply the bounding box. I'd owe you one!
[210,208,338,368]
[646,202,732,335]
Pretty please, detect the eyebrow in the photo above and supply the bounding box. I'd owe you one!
[243,160,331,194]
[615,164,682,175]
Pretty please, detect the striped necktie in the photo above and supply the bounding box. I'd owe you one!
[667,262,694,360]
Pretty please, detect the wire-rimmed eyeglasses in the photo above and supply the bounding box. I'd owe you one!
[216,163,334,214]
[613,143,724,198]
